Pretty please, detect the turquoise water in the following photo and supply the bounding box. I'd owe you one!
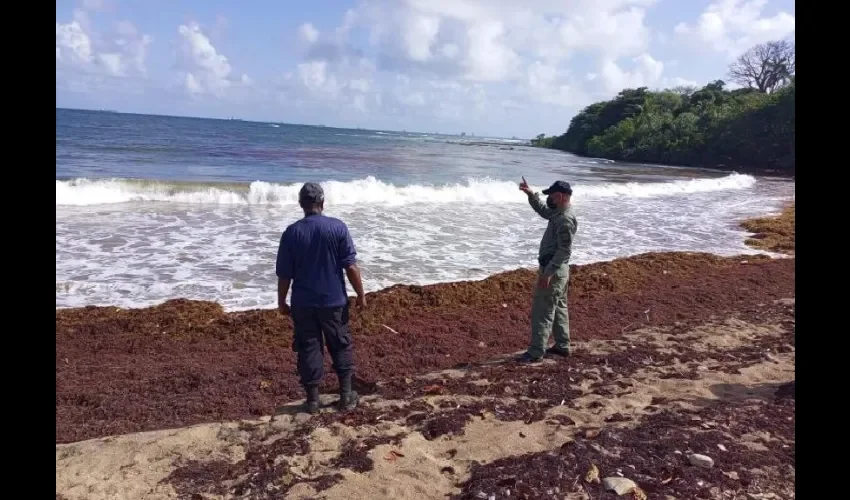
[56,108,794,310]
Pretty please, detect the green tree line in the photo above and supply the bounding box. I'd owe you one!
[532,41,795,172]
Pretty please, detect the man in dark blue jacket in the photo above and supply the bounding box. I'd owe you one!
[276,182,366,414]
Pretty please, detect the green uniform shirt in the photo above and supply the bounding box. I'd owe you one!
[527,192,578,276]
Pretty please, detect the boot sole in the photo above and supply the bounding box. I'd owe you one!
[515,355,543,364]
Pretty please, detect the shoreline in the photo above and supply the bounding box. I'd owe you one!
[57,201,795,314]
[536,147,796,179]
[55,250,790,315]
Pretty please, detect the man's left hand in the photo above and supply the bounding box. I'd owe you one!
[537,274,552,289]
[278,303,291,316]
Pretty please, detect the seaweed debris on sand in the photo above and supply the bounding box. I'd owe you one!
[741,202,795,255]
[56,252,793,444]
[57,297,795,500]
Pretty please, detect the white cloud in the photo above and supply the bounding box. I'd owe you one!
[296,60,339,96]
[98,53,122,75]
[353,94,367,112]
[177,21,248,97]
[115,20,137,37]
[349,78,371,92]
[298,22,320,44]
[276,0,705,132]
[440,43,459,59]
[108,26,151,76]
[277,34,379,114]
[59,0,787,136]
[56,9,151,80]
[397,90,426,107]
[556,5,653,60]
[184,73,203,94]
[525,61,588,107]
[352,0,657,82]
[337,9,359,38]
[402,14,441,61]
[599,54,665,93]
[674,0,795,57]
[56,20,94,65]
[464,20,519,81]
[388,78,490,121]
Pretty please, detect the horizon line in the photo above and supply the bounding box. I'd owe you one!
[55,107,530,141]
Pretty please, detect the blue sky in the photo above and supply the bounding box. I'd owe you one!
[56,0,795,138]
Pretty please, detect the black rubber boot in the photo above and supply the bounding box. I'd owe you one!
[516,352,543,364]
[337,374,359,412]
[546,346,570,357]
[303,385,320,415]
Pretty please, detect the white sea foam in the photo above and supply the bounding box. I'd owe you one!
[56,174,757,206]
[56,172,791,311]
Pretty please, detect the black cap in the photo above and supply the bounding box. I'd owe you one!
[542,180,572,195]
[299,182,324,204]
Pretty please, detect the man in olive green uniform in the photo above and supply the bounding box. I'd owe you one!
[517,178,578,363]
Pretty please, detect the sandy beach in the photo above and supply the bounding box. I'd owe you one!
[56,207,795,500]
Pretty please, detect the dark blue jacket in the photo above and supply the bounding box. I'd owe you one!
[275,214,357,308]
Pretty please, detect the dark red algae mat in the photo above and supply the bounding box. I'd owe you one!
[161,301,794,500]
[56,252,794,443]
[452,394,795,499]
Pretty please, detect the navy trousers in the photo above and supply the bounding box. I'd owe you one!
[290,305,354,387]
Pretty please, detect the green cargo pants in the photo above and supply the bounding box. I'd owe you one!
[528,265,570,359]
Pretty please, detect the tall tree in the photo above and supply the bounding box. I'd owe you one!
[728,40,795,93]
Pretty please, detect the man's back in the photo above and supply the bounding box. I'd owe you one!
[276,214,357,308]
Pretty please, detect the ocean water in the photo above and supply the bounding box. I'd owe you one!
[56,108,795,311]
